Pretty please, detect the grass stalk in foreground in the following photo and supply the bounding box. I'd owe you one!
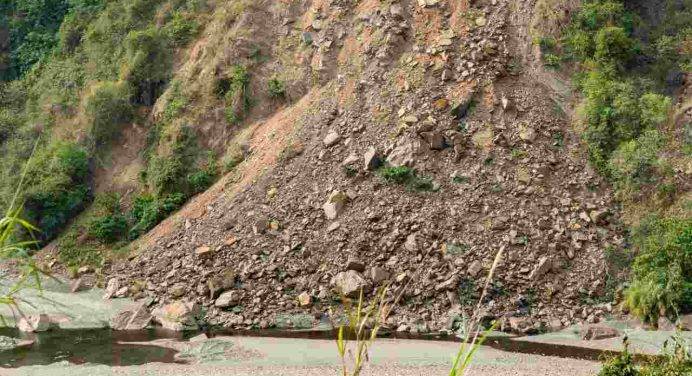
[449,247,504,376]
[0,137,47,326]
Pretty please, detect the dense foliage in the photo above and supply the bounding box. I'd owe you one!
[556,0,692,323]
[599,337,691,376]
[0,0,209,256]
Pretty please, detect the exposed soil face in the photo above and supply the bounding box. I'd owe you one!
[106,0,624,334]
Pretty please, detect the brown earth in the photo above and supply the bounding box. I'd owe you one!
[103,0,624,334]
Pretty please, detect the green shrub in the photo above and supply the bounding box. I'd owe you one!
[21,142,91,242]
[379,166,414,184]
[608,130,665,198]
[128,192,185,239]
[188,168,215,194]
[122,26,172,103]
[57,232,104,268]
[87,192,127,243]
[166,11,199,45]
[594,26,635,67]
[598,340,639,376]
[88,214,128,243]
[543,53,561,68]
[84,81,133,147]
[0,109,22,144]
[598,337,691,376]
[623,216,692,323]
[268,78,285,98]
[580,70,670,172]
[379,166,435,192]
[222,65,251,124]
[146,123,197,196]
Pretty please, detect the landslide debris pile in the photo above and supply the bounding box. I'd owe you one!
[107,0,625,333]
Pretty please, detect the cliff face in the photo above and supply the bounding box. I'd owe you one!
[102,0,625,333]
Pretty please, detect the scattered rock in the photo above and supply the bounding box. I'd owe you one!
[323,131,341,147]
[297,291,312,307]
[529,257,553,280]
[215,290,241,308]
[580,325,620,340]
[17,314,52,333]
[103,278,119,300]
[323,190,348,220]
[110,303,152,331]
[363,147,382,171]
[70,278,86,293]
[332,270,371,298]
[346,258,365,272]
[369,267,390,284]
[152,300,200,331]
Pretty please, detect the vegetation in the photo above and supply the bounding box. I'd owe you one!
[623,216,692,323]
[268,78,286,98]
[84,81,133,148]
[541,0,692,324]
[0,0,213,272]
[598,337,691,376]
[378,166,435,192]
[218,65,252,125]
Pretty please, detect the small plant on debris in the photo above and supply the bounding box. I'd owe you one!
[378,166,435,192]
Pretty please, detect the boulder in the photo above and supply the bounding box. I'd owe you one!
[110,302,152,331]
[323,190,348,220]
[151,300,200,331]
[346,258,365,272]
[332,270,371,298]
[208,268,237,299]
[69,277,86,293]
[678,314,691,331]
[467,260,483,277]
[421,131,446,150]
[297,291,312,307]
[195,246,214,257]
[215,290,241,308]
[102,278,120,300]
[580,325,620,340]
[507,316,535,334]
[387,142,415,167]
[0,336,34,351]
[369,267,390,284]
[363,147,382,171]
[435,276,458,292]
[17,314,52,332]
[323,131,341,147]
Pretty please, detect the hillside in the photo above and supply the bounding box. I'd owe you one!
[1,0,690,333]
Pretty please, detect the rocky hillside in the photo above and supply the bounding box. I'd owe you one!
[104,0,629,333]
[3,0,689,333]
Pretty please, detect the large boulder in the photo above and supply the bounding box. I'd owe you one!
[580,325,620,340]
[110,302,152,331]
[331,270,371,298]
[151,300,200,331]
